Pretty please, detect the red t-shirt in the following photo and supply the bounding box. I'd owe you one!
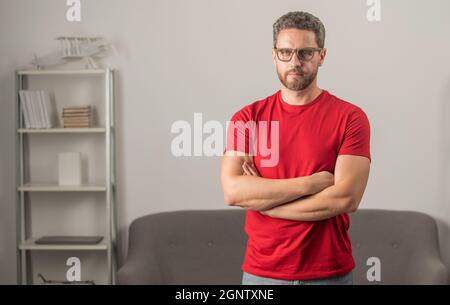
[225,89,371,280]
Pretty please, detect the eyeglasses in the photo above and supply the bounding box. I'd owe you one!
[274,47,322,62]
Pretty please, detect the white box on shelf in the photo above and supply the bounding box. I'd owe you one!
[58,152,82,186]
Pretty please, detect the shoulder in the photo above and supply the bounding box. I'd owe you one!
[229,91,278,121]
[326,91,369,121]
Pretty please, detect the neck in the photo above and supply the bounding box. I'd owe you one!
[281,82,323,106]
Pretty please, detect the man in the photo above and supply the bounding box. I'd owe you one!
[220,11,371,285]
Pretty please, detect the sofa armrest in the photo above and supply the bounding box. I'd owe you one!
[410,256,449,285]
[117,259,163,285]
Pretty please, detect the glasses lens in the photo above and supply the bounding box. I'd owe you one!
[277,49,294,61]
[299,49,315,61]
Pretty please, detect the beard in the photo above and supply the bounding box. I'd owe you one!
[277,66,318,91]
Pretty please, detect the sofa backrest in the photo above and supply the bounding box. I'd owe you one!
[349,209,447,284]
[122,209,247,284]
[119,209,448,284]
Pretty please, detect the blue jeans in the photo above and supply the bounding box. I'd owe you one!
[242,271,353,285]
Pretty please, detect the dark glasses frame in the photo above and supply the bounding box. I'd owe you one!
[274,47,323,62]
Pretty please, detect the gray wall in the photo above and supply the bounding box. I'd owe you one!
[1,0,449,284]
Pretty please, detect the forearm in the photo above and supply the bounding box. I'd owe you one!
[262,181,355,221]
[224,175,313,211]
[261,155,370,221]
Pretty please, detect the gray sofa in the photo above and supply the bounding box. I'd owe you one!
[117,209,449,285]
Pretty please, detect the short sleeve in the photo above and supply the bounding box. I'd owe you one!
[224,108,256,155]
[338,109,371,162]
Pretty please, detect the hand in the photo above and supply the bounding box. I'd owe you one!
[309,171,334,194]
[242,161,260,177]
[259,209,273,216]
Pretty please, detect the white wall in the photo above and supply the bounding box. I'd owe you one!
[1,0,449,284]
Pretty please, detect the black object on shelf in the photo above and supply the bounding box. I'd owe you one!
[35,236,104,245]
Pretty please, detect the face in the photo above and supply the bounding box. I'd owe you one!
[272,28,326,91]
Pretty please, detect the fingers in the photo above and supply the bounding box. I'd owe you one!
[242,162,251,175]
[242,162,260,177]
[247,163,259,176]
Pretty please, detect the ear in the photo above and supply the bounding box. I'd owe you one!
[319,48,327,67]
[272,48,277,66]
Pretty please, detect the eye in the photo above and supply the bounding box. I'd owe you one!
[300,49,314,58]
[279,49,293,57]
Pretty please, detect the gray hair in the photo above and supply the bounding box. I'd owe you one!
[273,11,326,48]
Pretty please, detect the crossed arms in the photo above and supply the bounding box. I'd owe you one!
[220,150,370,221]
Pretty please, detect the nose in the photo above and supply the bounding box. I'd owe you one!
[290,51,302,66]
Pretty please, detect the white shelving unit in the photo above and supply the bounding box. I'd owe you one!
[18,183,107,192]
[19,239,109,251]
[18,128,107,134]
[15,69,117,285]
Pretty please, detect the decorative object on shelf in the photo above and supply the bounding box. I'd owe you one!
[62,105,92,128]
[19,90,56,129]
[38,274,95,285]
[31,36,116,70]
[58,152,82,186]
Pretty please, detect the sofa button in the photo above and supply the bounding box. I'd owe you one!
[355,243,361,249]
[169,242,176,248]
[392,243,399,249]
[207,241,214,246]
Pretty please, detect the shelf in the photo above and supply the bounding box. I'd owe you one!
[18,183,107,192]
[19,238,108,251]
[17,69,108,76]
[18,127,106,134]
[15,67,116,284]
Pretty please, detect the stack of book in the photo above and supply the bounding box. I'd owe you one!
[63,106,92,128]
[19,90,56,129]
